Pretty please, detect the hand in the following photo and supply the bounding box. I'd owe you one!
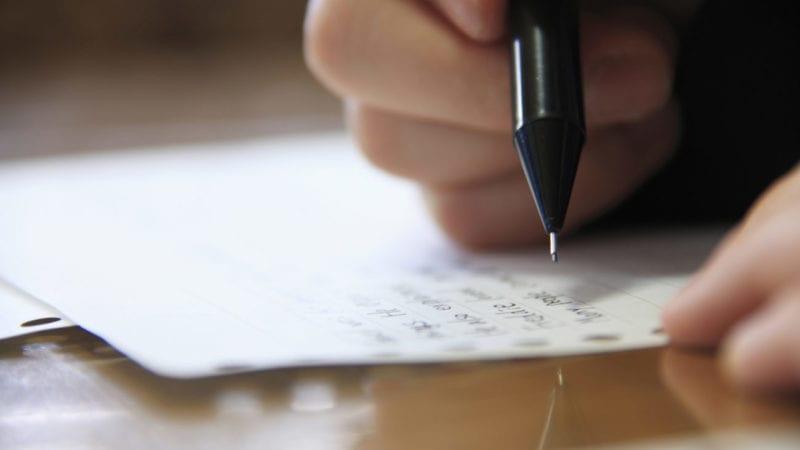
[305,0,681,248]
[663,164,800,393]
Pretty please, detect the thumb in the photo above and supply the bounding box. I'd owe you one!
[432,0,508,42]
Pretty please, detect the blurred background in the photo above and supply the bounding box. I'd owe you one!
[0,0,341,159]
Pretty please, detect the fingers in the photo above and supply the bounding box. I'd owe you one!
[663,210,800,347]
[424,174,543,249]
[307,0,681,250]
[723,287,800,392]
[305,0,677,131]
[350,101,677,190]
[662,166,800,393]
[420,104,679,248]
[431,0,508,42]
[347,104,519,187]
[663,166,800,347]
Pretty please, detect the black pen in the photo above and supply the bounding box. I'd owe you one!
[509,0,586,263]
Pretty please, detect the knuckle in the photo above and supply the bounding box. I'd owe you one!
[348,106,403,175]
[584,7,677,118]
[632,43,674,113]
[426,192,495,249]
[475,0,509,22]
[303,0,354,95]
[468,0,507,40]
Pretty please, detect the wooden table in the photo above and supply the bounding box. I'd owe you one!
[2,326,799,449]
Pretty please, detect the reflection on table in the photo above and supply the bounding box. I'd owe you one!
[2,327,799,449]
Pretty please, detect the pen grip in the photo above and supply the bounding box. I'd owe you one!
[509,0,585,132]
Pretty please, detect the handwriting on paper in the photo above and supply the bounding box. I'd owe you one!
[0,133,719,377]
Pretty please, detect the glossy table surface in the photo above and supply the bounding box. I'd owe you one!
[2,326,799,449]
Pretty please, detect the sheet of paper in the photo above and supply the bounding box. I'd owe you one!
[0,132,720,378]
[0,281,72,340]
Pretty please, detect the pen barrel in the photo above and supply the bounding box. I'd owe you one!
[509,0,585,132]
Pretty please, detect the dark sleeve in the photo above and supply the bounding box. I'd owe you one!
[592,0,800,228]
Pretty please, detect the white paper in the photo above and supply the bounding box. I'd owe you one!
[0,132,720,377]
[0,281,72,340]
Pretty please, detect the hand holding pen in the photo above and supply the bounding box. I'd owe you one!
[305,0,800,393]
[306,0,679,249]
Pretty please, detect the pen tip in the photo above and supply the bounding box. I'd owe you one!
[549,232,559,264]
